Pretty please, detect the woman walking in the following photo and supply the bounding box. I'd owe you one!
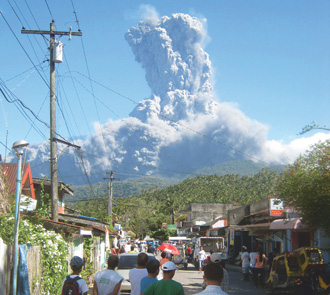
[253,249,266,288]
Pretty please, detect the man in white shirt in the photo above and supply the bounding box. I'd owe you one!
[198,246,207,273]
[129,253,148,295]
[194,263,228,295]
[241,246,250,282]
[93,255,123,295]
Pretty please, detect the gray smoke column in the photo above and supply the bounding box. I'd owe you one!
[21,12,306,185]
[125,13,214,122]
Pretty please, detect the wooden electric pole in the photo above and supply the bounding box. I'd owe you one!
[103,171,120,220]
[22,21,82,221]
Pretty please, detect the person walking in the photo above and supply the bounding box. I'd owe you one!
[158,251,169,280]
[129,252,149,295]
[201,253,229,293]
[249,247,258,281]
[198,246,207,273]
[194,263,228,295]
[253,249,266,288]
[93,255,123,295]
[241,246,250,282]
[141,261,184,295]
[140,259,160,293]
[62,256,89,295]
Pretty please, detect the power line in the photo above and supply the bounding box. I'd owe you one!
[72,71,270,166]
[44,0,54,20]
[0,11,49,87]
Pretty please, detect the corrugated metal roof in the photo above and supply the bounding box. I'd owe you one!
[0,163,32,196]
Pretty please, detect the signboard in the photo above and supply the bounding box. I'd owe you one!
[229,229,235,245]
[270,198,284,216]
[114,223,121,230]
[166,224,177,230]
[162,223,167,228]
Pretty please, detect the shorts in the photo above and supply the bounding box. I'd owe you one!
[199,259,205,269]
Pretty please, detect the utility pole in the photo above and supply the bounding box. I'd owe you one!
[22,21,82,221]
[103,171,120,221]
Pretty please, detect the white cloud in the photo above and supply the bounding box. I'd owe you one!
[138,5,160,26]
[24,13,330,184]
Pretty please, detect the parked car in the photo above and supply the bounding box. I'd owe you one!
[116,253,156,295]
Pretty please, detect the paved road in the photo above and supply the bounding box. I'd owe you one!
[175,263,268,295]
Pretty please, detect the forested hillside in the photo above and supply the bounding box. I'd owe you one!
[67,160,284,203]
[71,167,280,238]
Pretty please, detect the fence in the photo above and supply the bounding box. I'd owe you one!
[0,238,42,295]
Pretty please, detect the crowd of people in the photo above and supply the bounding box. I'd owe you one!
[240,245,274,288]
[62,249,229,295]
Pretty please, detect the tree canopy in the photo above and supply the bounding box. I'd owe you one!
[278,140,330,233]
[72,168,280,238]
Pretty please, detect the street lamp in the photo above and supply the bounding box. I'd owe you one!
[12,140,29,295]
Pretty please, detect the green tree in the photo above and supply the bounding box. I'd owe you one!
[277,140,330,233]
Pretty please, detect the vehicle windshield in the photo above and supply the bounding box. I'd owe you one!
[118,255,156,269]
[306,249,322,264]
[287,256,300,272]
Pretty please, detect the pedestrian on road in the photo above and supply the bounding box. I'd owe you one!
[249,248,257,280]
[194,263,228,295]
[128,245,136,253]
[253,249,266,288]
[93,255,123,295]
[62,256,89,295]
[129,252,149,295]
[206,250,214,264]
[241,246,250,282]
[141,261,184,295]
[198,246,207,273]
[201,253,229,293]
[158,251,169,280]
[140,259,160,293]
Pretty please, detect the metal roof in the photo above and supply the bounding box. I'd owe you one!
[0,163,35,199]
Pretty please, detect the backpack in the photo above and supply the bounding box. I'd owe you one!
[62,275,81,295]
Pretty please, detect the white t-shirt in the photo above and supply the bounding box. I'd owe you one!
[198,250,206,261]
[129,268,148,295]
[94,269,123,295]
[241,252,250,268]
[250,252,258,267]
[61,275,89,295]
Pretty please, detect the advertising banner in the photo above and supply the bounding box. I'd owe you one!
[270,198,284,216]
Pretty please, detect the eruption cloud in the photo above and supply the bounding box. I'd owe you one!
[22,13,330,184]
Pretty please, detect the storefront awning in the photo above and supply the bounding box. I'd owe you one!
[270,217,308,230]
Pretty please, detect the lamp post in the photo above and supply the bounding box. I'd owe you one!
[11,140,29,295]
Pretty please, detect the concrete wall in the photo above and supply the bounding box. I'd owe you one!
[188,203,240,223]
[228,205,249,226]
[250,199,269,215]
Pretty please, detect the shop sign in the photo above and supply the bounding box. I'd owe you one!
[270,198,284,216]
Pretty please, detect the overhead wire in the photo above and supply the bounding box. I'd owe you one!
[0,82,48,140]
[8,0,49,70]
[64,59,92,135]
[0,11,49,88]
[62,75,200,177]
[44,0,54,20]
[72,71,271,166]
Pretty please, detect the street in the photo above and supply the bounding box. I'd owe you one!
[175,263,268,295]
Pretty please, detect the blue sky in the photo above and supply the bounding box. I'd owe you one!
[1,0,330,160]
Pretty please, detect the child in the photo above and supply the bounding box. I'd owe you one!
[62,256,89,295]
